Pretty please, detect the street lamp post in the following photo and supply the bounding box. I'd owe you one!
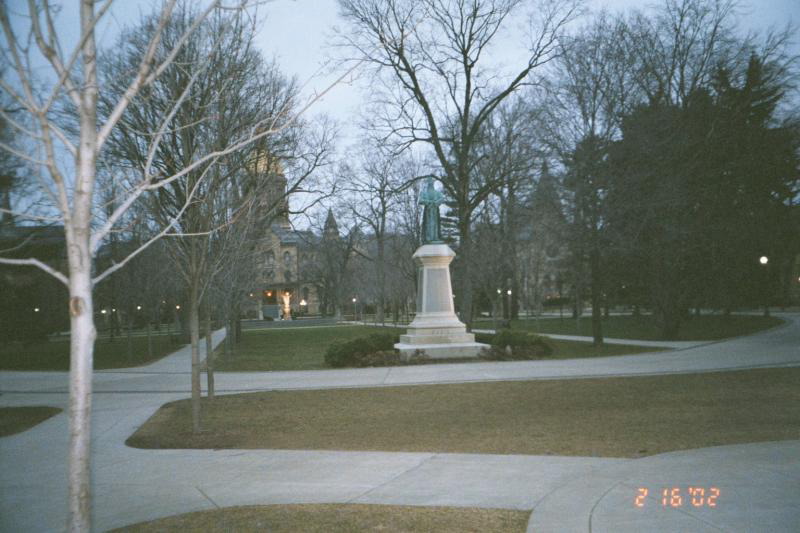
[352,297,357,322]
[760,256,770,317]
[173,304,182,343]
[494,289,501,330]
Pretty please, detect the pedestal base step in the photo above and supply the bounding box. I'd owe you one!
[399,332,475,345]
[394,341,489,360]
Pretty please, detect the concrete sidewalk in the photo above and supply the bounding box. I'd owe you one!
[3,314,797,395]
[1,314,799,532]
[3,382,798,533]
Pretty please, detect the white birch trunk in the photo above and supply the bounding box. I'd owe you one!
[66,265,96,532]
[66,2,100,529]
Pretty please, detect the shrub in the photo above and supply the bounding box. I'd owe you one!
[474,332,494,345]
[355,349,429,367]
[324,333,401,368]
[480,330,553,360]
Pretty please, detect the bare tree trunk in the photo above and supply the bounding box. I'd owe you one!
[377,240,385,325]
[205,298,214,400]
[188,281,202,433]
[590,246,604,347]
[146,315,153,358]
[67,267,96,532]
[67,2,100,526]
[458,216,474,327]
[126,312,133,360]
[225,317,233,355]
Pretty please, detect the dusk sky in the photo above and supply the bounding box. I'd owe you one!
[254,0,800,144]
[6,0,800,152]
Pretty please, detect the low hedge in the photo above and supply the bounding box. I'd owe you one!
[324,330,554,368]
[325,333,404,368]
[478,330,554,360]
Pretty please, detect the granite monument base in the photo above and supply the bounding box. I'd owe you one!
[394,243,488,360]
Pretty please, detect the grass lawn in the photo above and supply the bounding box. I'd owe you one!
[215,326,399,371]
[474,314,784,341]
[110,504,528,533]
[127,367,800,458]
[214,325,664,372]
[0,406,62,437]
[0,334,181,371]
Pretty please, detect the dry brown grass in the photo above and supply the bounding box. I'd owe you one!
[214,325,664,372]
[110,504,529,533]
[127,367,800,458]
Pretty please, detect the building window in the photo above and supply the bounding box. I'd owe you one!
[265,251,275,268]
[283,251,291,266]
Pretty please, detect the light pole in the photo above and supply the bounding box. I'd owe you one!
[174,304,181,343]
[760,256,770,317]
[494,289,501,330]
[352,297,357,322]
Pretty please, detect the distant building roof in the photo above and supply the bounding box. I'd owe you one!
[270,223,319,247]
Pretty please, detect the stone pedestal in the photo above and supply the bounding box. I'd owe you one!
[394,244,488,359]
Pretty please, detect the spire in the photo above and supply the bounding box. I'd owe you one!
[323,208,339,238]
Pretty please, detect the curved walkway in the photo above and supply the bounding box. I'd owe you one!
[3,314,798,396]
[1,314,798,532]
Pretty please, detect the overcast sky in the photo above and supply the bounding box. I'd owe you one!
[7,0,800,166]
[254,0,800,144]
[12,0,798,129]
[4,0,797,223]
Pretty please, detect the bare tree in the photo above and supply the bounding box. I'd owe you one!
[98,6,309,432]
[472,97,541,318]
[340,141,413,323]
[540,12,637,345]
[300,208,362,319]
[624,0,740,107]
[337,0,581,325]
[0,1,338,529]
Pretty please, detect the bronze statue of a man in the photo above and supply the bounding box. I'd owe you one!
[420,176,445,244]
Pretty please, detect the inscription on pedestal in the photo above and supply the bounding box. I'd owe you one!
[425,268,451,312]
[419,329,451,335]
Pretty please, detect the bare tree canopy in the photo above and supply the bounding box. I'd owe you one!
[0,1,334,529]
[337,0,581,324]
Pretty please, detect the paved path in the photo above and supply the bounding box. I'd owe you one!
[1,314,799,532]
[3,316,797,396]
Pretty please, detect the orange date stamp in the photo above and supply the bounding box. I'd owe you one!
[635,487,720,508]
